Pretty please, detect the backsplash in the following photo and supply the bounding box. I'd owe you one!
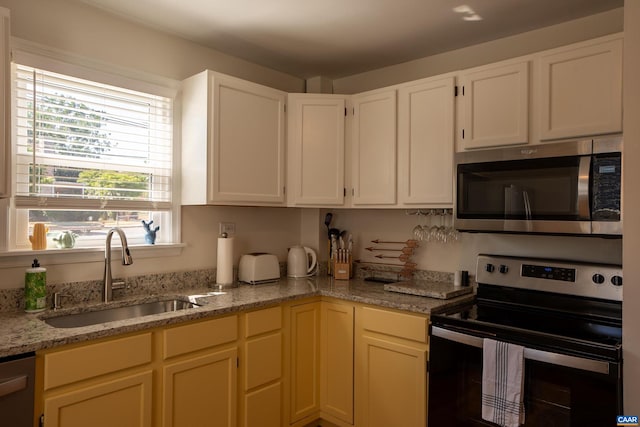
[0,263,459,312]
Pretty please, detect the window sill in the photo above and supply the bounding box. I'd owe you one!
[0,243,185,268]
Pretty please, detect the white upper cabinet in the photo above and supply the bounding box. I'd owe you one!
[181,70,287,205]
[287,94,346,206]
[351,89,397,206]
[0,8,9,198]
[538,35,623,141]
[397,76,455,207]
[459,61,529,150]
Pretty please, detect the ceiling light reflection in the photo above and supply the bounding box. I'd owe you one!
[453,4,483,22]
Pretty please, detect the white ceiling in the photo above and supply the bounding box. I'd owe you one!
[76,0,623,79]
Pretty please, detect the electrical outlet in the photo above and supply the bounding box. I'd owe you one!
[219,222,236,236]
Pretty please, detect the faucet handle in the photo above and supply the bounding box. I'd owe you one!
[52,292,71,310]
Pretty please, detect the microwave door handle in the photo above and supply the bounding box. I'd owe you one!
[431,326,610,375]
[522,190,532,221]
[577,156,591,219]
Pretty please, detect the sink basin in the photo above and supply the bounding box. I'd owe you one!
[43,299,200,328]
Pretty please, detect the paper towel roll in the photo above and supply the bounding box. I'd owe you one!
[216,236,234,285]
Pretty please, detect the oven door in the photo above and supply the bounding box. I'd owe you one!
[428,326,621,427]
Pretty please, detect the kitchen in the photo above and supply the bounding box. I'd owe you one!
[0,0,638,426]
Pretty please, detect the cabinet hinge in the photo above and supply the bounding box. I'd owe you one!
[39,414,44,427]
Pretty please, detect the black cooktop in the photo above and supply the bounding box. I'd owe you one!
[431,284,622,362]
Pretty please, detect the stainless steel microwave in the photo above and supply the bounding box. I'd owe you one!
[455,136,622,236]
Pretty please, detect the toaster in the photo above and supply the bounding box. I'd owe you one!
[238,253,280,284]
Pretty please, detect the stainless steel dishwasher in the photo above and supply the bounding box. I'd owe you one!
[0,352,35,427]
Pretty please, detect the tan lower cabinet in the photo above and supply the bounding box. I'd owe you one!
[161,315,238,427]
[37,316,239,427]
[243,382,282,427]
[38,332,154,427]
[287,301,321,425]
[320,300,354,425]
[37,298,429,427]
[355,306,429,427]
[239,306,283,427]
[43,370,153,427]
[162,348,237,427]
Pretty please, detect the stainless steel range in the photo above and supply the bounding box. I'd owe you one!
[428,254,622,427]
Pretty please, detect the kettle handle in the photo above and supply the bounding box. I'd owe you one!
[304,247,317,274]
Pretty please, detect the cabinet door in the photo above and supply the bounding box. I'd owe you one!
[163,348,237,427]
[0,8,9,198]
[287,94,345,206]
[539,37,622,140]
[320,301,354,424]
[210,74,286,204]
[243,382,282,427]
[398,77,455,206]
[44,371,152,427]
[461,61,529,149]
[352,90,397,205]
[245,332,282,390]
[356,336,427,427]
[289,302,321,422]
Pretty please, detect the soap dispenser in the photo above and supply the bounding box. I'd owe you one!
[25,259,47,312]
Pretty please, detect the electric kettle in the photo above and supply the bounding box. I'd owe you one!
[287,246,317,278]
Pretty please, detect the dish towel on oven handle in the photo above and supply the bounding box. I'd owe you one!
[482,338,525,427]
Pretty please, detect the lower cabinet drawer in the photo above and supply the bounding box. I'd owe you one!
[163,315,238,359]
[43,333,152,390]
[361,307,428,343]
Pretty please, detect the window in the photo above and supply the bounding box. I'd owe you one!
[10,63,175,249]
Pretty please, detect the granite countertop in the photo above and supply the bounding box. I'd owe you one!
[0,277,474,358]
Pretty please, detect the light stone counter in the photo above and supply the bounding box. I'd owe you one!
[0,276,474,358]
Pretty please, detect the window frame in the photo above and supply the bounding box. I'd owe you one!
[0,39,182,257]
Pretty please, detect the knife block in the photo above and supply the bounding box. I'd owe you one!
[333,256,352,281]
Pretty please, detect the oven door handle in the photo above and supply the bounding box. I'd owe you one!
[431,326,611,375]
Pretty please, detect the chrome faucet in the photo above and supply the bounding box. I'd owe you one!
[103,227,133,303]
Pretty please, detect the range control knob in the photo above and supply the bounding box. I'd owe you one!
[499,265,509,274]
[592,273,605,285]
[611,276,623,287]
[485,263,495,273]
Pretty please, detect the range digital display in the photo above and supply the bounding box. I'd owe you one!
[522,264,576,282]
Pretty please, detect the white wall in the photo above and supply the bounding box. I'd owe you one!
[324,209,622,274]
[623,0,640,412]
[0,206,303,289]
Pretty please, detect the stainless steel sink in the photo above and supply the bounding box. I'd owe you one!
[43,299,200,328]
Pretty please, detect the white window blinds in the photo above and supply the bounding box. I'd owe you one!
[13,64,173,211]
